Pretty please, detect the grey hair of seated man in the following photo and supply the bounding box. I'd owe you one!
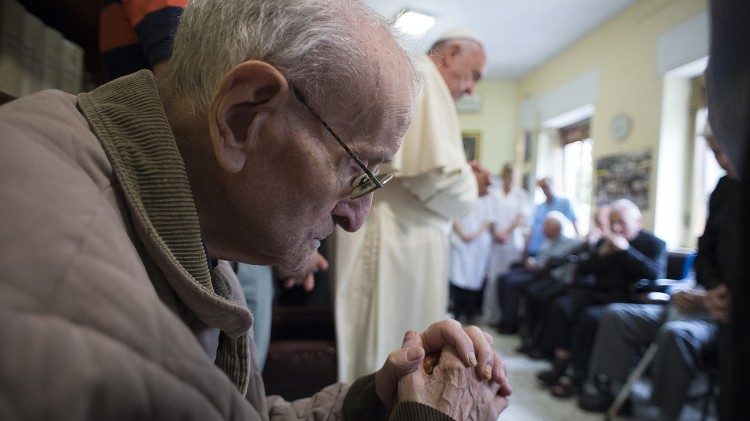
[610,198,641,222]
[543,211,567,239]
[165,0,419,116]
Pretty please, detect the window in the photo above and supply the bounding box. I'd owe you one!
[688,107,725,243]
[560,120,593,235]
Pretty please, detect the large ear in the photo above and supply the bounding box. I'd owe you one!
[208,60,288,173]
[442,42,462,67]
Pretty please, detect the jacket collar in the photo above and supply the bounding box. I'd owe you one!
[76,70,252,337]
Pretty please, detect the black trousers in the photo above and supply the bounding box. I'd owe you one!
[543,287,630,353]
[449,283,483,322]
[570,305,606,378]
[520,277,568,348]
[496,268,537,328]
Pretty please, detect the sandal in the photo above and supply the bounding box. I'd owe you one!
[550,375,579,398]
[536,358,568,385]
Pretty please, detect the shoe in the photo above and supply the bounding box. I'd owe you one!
[578,375,633,416]
[579,391,633,416]
[536,358,568,385]
[578,386,613,412]
[550,375,580,399]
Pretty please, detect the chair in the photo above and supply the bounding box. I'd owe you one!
[606,249,698,418]
[261,305,338,400]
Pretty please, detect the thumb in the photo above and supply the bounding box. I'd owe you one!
[375,331,425,409]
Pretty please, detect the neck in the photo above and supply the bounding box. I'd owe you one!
[160,89,228,256]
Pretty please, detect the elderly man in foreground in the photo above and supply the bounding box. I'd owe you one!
[0,0,510,419]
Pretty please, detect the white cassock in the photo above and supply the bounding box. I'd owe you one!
[334,54,477,382]
[482,184,530,325]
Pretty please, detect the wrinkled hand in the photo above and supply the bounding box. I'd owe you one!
[275,251,328,291]
[399,344,509,420]
[671,289,706,315]
[705,284,732,323]
[374,320,512,412]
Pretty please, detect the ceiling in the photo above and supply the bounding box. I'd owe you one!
[366,0,636,81]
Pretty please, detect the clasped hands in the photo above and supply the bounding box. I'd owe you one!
[598,233,630,256]
[374,320,511,420]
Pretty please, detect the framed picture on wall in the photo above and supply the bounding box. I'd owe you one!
[462,130,482,161]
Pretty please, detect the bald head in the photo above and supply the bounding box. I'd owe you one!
[543,211,566,239]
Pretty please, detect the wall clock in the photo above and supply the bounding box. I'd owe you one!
[611,113,632,141]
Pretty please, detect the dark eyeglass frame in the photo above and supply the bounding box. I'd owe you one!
[288,82,393,199]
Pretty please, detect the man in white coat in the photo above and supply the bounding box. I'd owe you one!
[335,29,487,382]
[484,163,530,326]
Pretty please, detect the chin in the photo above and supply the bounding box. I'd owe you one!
[278,247,315,274]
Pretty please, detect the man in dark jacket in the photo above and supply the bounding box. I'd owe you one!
[536,199,666,396]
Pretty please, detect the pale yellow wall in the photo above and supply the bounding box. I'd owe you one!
[458,81,518,174]
[517,0,708,229]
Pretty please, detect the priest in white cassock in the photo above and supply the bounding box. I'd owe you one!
[334,29,488,382]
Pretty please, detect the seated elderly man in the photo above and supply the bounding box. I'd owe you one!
[537,199,666,397]
[517,205,611,358]
[578,128,741,419]
[494,211,579,335]
[0,0,510,419]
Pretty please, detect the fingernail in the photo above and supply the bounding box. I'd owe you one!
[468,352,477,366]
[407,347,422,361]
[483,363,492,380]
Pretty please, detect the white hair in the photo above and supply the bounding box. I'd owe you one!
[610,198,641,221]
[544,210,572,235]
[165,0,416,115]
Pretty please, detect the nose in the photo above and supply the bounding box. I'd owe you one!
[332,195,373,232]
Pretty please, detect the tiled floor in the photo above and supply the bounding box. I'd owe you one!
[487,325,714,421]
[486,328,604,421]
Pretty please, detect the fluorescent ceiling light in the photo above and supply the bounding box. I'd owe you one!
[394,10,435,37]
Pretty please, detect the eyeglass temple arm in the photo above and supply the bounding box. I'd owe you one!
[288,83,383,188]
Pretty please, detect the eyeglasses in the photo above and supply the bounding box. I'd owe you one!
[288,83,393,199]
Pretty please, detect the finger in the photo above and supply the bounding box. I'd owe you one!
[283,278,295,289]
[315,253,330,271]
[421,319,476,367]
[375,331,425,408]
[492,353,512,396]
[464,325,493,380]
[483,331,494,345]
[436,344,464,368]
[303,274,315,292]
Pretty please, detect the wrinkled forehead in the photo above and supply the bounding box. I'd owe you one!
[321,36,416,156]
